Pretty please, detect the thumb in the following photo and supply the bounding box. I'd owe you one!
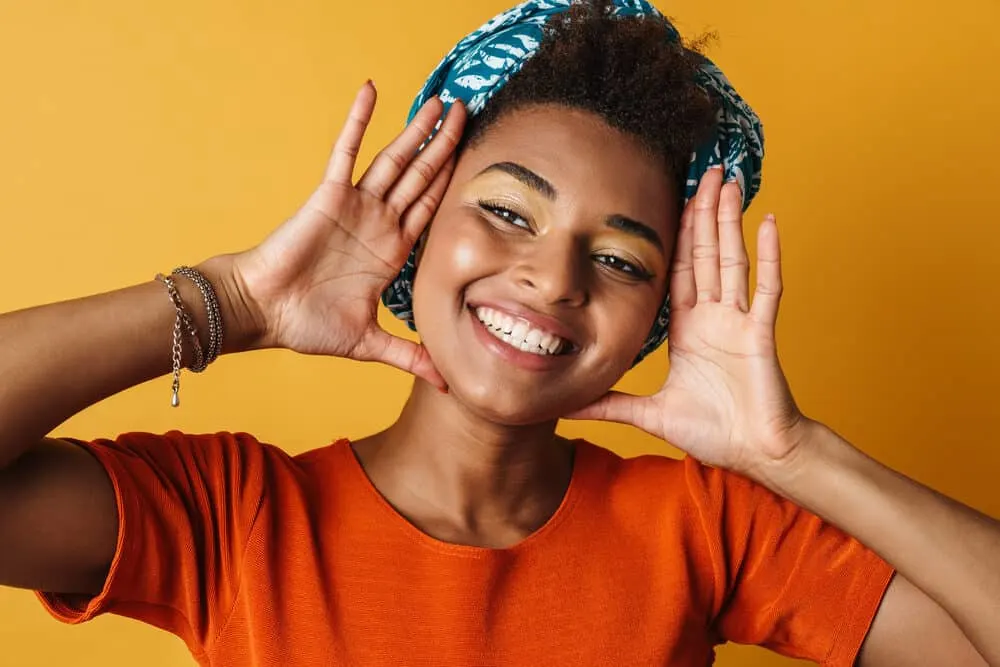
[358,327,447,392]
[563,390,657,432]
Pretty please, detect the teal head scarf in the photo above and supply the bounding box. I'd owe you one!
[381,0,764,364]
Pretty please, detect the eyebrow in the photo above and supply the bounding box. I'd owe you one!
[479,161,557,199]
[607,214,663,251]
[478,161,664,251]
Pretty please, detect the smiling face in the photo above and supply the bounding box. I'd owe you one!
[411,104,680,424]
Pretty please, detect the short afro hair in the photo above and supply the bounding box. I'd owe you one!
[463,0,719,190]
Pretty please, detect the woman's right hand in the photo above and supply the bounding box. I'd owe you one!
[229,82,466,390]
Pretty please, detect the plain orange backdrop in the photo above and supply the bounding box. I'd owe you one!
[1,1,998,665]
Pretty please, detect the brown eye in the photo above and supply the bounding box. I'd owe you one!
[478,201,531,230]
[594,254,652,280]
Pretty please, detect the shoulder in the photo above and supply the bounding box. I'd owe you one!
[575,440,774,555]
[79,430,354,495]
[88,430,290,471]
[578,440,759,507]
[571,442,740,612]
[581,442,838,562]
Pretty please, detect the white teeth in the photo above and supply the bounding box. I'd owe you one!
[473,307,568,357]
[525,329,542,348]
[511,320,528,341]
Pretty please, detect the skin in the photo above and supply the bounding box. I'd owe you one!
[352,105,676,547]
[0,82,995,664]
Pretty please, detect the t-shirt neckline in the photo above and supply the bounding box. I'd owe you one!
[337,438,594,557]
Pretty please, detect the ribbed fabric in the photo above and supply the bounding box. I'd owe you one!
[37,431,894,666]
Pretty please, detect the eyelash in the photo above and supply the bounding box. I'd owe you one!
[476,201,653,281]
[479,201,531,230]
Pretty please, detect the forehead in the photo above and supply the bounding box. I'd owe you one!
[456,104,679,225]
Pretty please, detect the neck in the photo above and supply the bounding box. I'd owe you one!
[351,380,575,548]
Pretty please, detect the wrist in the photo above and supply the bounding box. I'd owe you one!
[752,417,839,496]
[193,254,269,354]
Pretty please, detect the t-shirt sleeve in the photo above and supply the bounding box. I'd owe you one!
[35,430,270,657]
[685,455,896,666]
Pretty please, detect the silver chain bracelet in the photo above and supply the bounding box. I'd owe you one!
[172,266,224,371]
[154,266,224,407]
[156,274,204,407]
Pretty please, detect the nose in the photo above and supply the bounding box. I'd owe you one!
[509,234,588,308]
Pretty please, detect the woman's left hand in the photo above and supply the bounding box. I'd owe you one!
[566,167,809,478]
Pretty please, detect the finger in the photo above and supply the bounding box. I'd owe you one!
[718,181,750,311]
[669,199,697,310]
[749,214,783,327]
[692,167,724,303]
[356,96,445,200]
[399,155,456,246]
[563,391,660,436]
[385,100,466,217]
[358,328,447,391]
[324,81,377,185]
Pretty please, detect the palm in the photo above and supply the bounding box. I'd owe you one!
[567,170,803,477]
[248,184,413,356]
[230,83,466,389]
[657,301,788,471]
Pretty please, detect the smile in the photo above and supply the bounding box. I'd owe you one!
[473,306,568,356]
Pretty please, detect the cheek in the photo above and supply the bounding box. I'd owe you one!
[412,216,497,323]
[421,208,501,278]
[592,284,666,365]
[449,237,479,274]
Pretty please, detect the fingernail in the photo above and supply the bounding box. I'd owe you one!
[367,79,376,91]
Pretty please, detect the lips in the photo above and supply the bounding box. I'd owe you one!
[468,301,579,347]
[473,306,568,355]
[465,301,580,371]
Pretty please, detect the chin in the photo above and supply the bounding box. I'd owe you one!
[449,382,570,426]
[441,367,611,427]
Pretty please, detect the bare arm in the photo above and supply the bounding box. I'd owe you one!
[761,421,998,666]
[0,84,464,598]
[565,173,997,664]
[0,258,257,470]
[0,255,259,594]
[858,574,988,667]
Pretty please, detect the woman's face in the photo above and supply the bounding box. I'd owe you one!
[412,104,679,424]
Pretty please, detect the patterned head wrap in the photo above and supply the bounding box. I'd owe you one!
[381,0,764,364]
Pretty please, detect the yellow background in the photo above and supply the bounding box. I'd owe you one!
[1,0,998,665]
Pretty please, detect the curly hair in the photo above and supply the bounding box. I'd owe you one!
[462,0,719,189]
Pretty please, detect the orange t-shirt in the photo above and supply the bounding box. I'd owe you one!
[38,431,894,666]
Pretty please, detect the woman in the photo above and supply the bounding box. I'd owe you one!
[0,1,996,665]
